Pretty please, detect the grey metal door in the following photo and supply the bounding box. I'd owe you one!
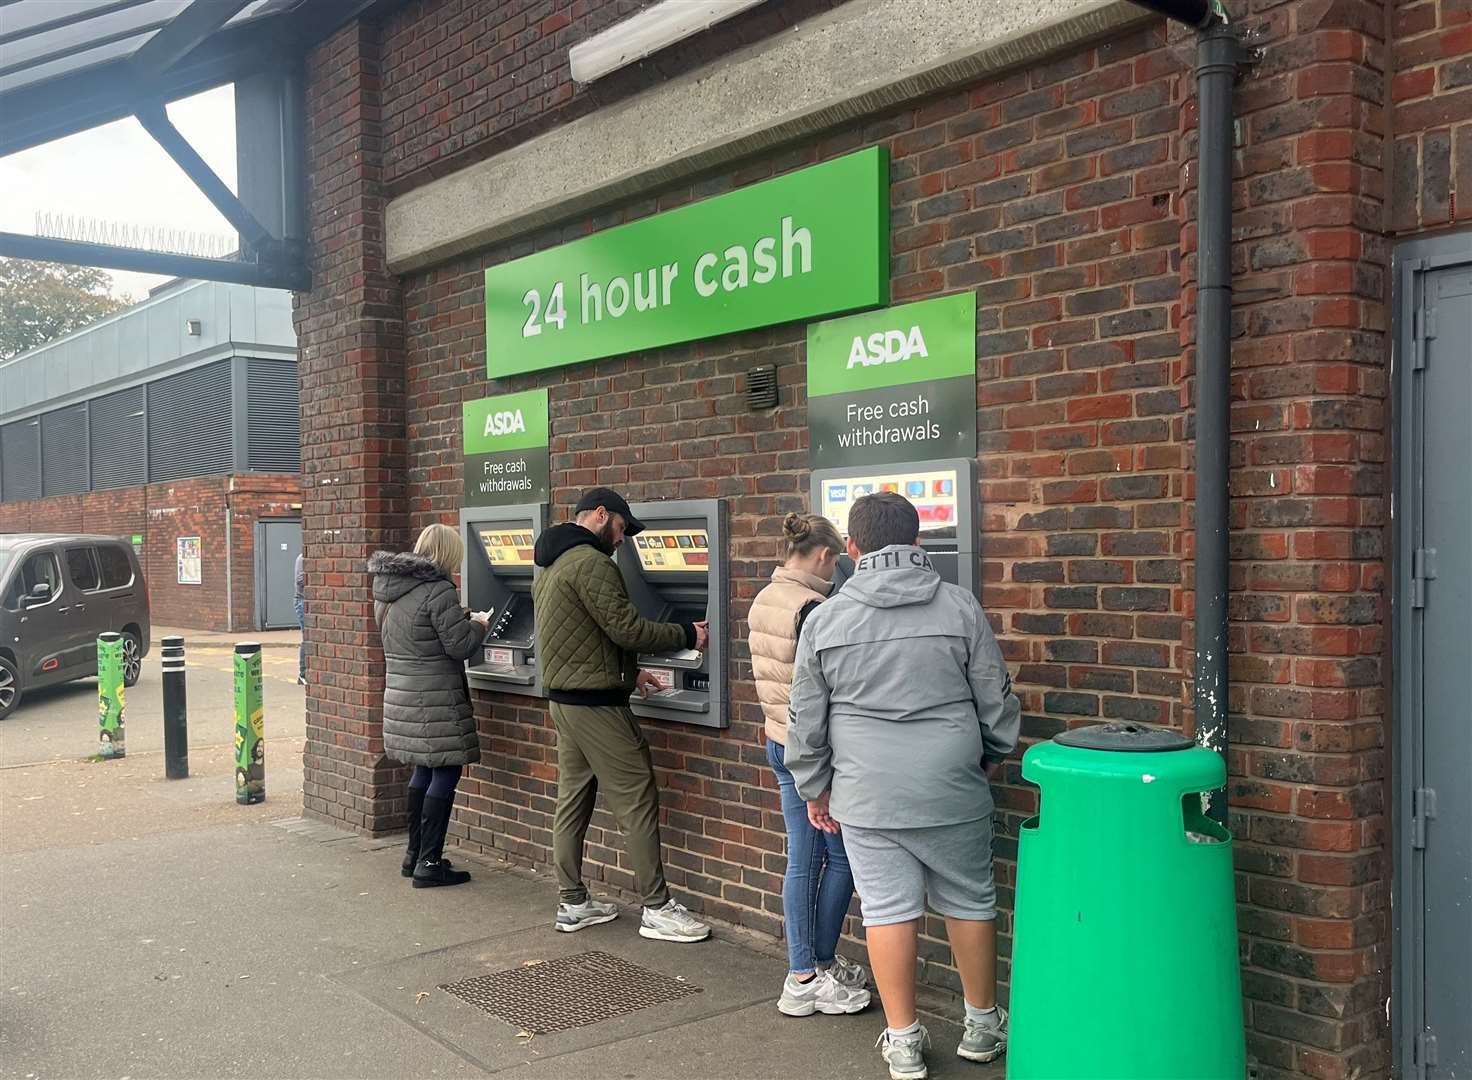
[255,519,301,631]
[1397,245,1472,1080]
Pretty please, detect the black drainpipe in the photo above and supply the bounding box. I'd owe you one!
[1129,0,1258,824]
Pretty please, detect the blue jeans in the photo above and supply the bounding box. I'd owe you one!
[767,738,854,973]
[295,596,306,681]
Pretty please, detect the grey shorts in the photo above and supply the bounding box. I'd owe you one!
[841,816,996,926]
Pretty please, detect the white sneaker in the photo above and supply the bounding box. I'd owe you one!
[820,954,868,990]
[777,969,872,1016]
[877,1025,931,1080]
[957,1004,1008,1062]
[639,899,710,943]
[555,897,619,933]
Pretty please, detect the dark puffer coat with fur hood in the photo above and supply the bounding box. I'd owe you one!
[369,550,484,767]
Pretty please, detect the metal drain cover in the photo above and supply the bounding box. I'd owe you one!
[439,951,703,1033]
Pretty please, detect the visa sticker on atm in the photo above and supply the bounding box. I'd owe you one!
[647,667,675,690]
[484,646,515,667]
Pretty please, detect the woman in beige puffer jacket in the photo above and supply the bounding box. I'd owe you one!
[750,512,871,1017]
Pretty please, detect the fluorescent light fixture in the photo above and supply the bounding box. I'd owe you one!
[569,0,768,85]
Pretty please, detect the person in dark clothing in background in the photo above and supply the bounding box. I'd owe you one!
[369,523,489,888]
[294,552,306,686]
[533,487,712,943]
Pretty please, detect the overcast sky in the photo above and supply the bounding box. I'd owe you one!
[0,85,237,300]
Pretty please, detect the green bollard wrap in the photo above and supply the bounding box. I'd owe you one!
[96,632,126,759]
[233,642,264,804]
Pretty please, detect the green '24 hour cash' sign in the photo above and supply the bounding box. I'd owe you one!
[484,148,889,377]
[806,293,977,470]
[463,389,550,506]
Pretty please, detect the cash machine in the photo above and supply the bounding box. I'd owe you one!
[811,457,978,596]
[614,499,727,729]
[459,503,548,695]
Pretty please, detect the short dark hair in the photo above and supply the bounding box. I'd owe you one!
[848,492,920,554]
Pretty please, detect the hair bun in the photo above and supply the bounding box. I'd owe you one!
[782,512,811,542]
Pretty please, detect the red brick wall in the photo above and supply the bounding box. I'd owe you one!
[0,474,300,633]
[377,0,850,195]
[296,21,414,834]
[1391,0,1472,230]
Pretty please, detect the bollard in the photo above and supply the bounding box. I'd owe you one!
[96,632,126,759]
[161,635,189,779]
[233,642,265,804]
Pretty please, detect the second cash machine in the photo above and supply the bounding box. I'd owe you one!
[615,498,727,729]
[811,457,978,595]
[460,503,547,695]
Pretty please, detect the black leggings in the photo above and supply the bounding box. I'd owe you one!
[408,765,462,799]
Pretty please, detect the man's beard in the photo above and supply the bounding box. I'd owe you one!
[594,519,619,555]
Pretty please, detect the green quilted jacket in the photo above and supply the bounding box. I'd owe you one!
[532,524,695,706]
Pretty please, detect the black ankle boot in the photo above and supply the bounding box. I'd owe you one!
[401,786,426,876]
[411,794,471,888]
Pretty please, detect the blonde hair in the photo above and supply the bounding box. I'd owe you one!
[414,523,464,577]
[782,512,843,560]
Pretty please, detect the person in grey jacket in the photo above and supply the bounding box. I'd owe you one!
[369,524,489,888]
[787,492,1021,1080]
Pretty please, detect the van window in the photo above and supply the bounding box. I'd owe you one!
[65,547,101,592]
[96,545,134,589]
[4,551,62,609]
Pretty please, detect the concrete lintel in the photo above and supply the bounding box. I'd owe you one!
[385,0,1155,275]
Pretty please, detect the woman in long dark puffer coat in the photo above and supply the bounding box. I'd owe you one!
[369,523,489,888]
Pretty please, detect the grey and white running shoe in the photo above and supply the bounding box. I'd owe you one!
[876,1025,931,1080]
[555,898,619,933]
[638,899,710,942]
[820,954,868,990]
[777,969,871,1017]
[956,1005,1008,1063]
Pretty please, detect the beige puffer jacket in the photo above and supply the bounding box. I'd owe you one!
[749,566,832,745]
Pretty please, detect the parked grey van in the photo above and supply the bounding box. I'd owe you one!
[0,534,150,719]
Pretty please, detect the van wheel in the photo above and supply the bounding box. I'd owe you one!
[121,632,142,688]
[0,656,20,719]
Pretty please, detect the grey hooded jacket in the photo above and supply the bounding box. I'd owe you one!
[369,551,484,768]
[786,544,1021,829]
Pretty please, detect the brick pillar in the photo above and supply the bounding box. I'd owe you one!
[1180,5,1390,1077]
[296,20,410,835]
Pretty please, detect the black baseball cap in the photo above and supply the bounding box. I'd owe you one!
[575,487,646,536]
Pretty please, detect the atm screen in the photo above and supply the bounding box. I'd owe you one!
[820,469,960,538]
[633,529,710,572]
[477,528,534,567]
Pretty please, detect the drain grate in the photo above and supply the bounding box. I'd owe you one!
[439,951,703,1034]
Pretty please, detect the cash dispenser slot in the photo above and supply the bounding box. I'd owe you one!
[460,504,548,696]
[615,499,727,729]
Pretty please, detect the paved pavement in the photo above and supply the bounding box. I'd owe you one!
[0,625,1003,1080]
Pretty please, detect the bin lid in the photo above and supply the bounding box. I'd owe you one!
[1053,722,1195,752]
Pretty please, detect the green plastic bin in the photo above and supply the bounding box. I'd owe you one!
[1009,723,1245,1079]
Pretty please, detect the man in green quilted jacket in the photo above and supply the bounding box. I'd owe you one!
[533,487,712,943]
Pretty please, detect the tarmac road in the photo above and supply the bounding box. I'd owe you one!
[0,638,306,768]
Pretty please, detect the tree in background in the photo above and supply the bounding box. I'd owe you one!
[0,258,129,360]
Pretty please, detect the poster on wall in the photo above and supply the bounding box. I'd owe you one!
[176,536,201,585]
[806,293,978,471]
[484,147,889,377]
[463,389,550,507]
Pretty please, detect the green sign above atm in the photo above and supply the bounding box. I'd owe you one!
[484,148,889,377]
[463,389,550,506]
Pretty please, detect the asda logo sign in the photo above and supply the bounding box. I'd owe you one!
[848,325,929,369]
[463,389,550,508]
[483,409,527,437]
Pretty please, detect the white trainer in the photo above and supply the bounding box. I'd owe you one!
[555,897,619,933]
[777,969,872,1017]
[638,899,710,943]
[820,954,868,990]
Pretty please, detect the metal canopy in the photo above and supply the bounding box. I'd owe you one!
[0,0,398,291]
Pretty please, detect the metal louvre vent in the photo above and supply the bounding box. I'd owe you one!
[41,403,88,496]
[439,951,702,1034]
[148,360,233,481]
[746,364,778,410]
[245,357,300,472]
[89,386,147,490]
[1,419,41,502]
